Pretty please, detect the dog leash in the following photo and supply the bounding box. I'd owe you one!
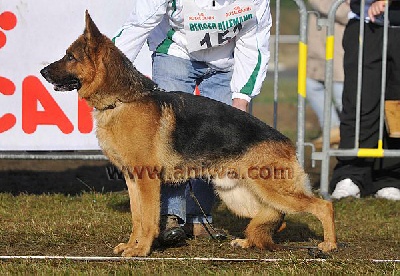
[188,181,227,241]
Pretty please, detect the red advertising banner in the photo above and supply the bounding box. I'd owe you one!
[0,1,152,150]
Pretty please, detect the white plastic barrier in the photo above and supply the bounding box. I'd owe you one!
[0,0,152,151]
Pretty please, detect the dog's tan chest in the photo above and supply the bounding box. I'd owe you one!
[94,110,125,168]
[93,103,165,169]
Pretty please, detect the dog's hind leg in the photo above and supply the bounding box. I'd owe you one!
[114,173,161,257]
[252,176,337,252]
[302,197,336,252]
[231,206,285,251]
[214,178,284,251]
[270,193,336,252]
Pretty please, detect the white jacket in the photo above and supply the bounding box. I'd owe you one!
[113,0,272,101]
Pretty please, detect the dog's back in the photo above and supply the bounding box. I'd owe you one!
[149,89,293,159]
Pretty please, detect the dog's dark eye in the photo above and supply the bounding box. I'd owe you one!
[66,53,76,61]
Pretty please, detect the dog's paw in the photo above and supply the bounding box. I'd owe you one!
[318,241,337,252]
[113,242,151,257]
[113,243,130,255]
[121,245,151,257]
[230,238,250,248]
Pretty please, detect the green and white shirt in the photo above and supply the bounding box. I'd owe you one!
[113,0,272,101]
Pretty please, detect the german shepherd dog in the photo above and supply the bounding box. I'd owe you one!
[41,11,337,257]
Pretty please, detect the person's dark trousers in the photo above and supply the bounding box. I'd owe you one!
[330,19,400,196]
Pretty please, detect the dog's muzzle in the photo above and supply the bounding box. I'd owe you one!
[40,67,82,91]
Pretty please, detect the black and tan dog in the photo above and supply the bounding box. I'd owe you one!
[40,11,337,257]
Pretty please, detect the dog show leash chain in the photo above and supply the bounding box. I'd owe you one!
[188,182,228,241]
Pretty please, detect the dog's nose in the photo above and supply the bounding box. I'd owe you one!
[40,67,48,78]
[40,67,51,81]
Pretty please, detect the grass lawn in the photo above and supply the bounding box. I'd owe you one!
[0,189,399,274]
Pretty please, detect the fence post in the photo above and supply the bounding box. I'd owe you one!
[273,0,281,129]
[292,0,308,167]
[318,0,347,198]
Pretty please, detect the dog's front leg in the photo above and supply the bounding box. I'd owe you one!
[113,173,142,255]
[114,172,161,257]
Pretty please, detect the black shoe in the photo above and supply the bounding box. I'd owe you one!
[158,215,187,246]
[158,226,187,246]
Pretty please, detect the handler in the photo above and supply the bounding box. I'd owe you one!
[113,0,272,245]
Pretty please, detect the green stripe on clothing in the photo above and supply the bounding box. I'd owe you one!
[156,29,176,54]
[112,29,124,44]
[240,50,261,96]
[171,0,177,17]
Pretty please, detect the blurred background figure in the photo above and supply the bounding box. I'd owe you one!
[306,0,350,149]
[330,0,400,200]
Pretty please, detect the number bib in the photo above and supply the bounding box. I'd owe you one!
[184,0,256,53]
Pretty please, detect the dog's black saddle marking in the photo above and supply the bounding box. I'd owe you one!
[150,90,291,161]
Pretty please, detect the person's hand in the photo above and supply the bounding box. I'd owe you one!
[232,98,249,112]
[368,0,389,22]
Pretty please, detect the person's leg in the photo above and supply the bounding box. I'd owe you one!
[306,78,342,128]
[198,68,233,105]
[371,26,400,199]
[306,78,326,128]
[331,81,343,127]
[372,137,400,193]
[185,179,214,224]
[306,78,341,147]
[152,53,200,224]
[184,68,233,226]
[330,20,384,196]
[153,53,226,230]
[152,53,199,93]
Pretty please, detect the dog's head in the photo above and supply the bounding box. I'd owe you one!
[41,11,156,109]
[40,11,108,98]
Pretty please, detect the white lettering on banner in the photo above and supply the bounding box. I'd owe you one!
[184,0,255,52]
[0,1,152,150]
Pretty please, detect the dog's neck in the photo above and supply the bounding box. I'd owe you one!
[82,91,125,111]
[94,99,123,111]
[82,82,156,111]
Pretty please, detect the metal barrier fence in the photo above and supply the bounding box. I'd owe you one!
[312,0,400,198]
[291,0,308,168]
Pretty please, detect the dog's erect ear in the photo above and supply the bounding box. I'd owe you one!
[84,10,102,44]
